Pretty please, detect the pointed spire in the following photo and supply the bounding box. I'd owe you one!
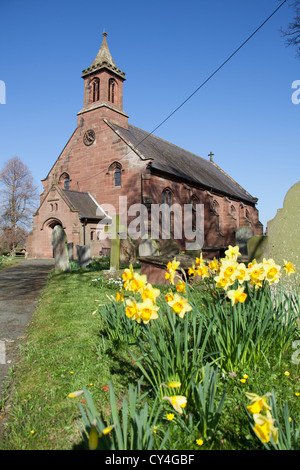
[82,32,125,79]
[91,32,117,68]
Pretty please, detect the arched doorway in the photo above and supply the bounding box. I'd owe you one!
[41,218,65,258]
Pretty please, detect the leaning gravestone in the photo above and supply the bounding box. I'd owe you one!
[267,181,300,287]
[247,235,269,263]
[67,242,74,262]
[76,244,92,268]
[235,226,254,258]
[138,238,159,257]
[51,225,70,271]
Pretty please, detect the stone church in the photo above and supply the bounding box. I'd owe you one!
[26,33,263,259]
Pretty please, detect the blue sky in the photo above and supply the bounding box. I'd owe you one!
[0,0,299,231]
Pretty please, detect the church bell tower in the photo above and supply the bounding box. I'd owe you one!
[78,32,128,128]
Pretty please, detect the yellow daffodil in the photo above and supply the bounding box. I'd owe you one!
[225,245,241,260]
[283,260,296,276]
[89,425,99,450]
[116,290,124,302]
[125,272,147,293]
[176,279,186,294]
[165,291,174,302]
[220,258,239,282]
[248,263,265,285]
[262,259,281,284]
[227,286,247,306]
[188,264,196,277]
[161,381,182,388]
[208,258,219,273]
[162,395,187,414]
[246,395,271,415]
[136,298,160,324]
[196,265,209,279]
[165,258,180,284]
[141,283,160,302]
[122,264,134,282]
[166,293,192,318]
[195,253,205,266]
[68,390,84,398]
[236,263,250,284]
[125,298,139,321]
[253,411,278,444]
[214,274,231,291]
[100,424,116,437]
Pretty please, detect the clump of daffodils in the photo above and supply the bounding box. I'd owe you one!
[115,247,295,323]
[114,257,194,325]
[186,244,296,302]
[245,392,278,445]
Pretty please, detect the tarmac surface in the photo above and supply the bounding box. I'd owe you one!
[0,259,54,393]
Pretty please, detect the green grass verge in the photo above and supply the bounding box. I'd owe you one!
[0,268,135,450]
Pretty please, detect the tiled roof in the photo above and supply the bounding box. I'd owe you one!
[62,190,103,219]
[109,122,257,204]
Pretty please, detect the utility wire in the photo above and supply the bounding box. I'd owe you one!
[136,0,288,147]
[77,0,287,183]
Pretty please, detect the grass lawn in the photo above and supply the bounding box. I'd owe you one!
[0,264,137,450]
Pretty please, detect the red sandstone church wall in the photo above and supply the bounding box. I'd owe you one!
[27,189,81,258]
[142,173,262,250]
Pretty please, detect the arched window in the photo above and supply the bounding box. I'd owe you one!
[108,78,116,103]
[191,195,199,231]
[161,188,173,237]
[114,167,121,186]
[64,176,70,190]
[91,77,100,102]
[162,188,172,206]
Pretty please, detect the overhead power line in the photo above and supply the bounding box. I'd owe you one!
[137,0,288,146]
[78,1,287,183]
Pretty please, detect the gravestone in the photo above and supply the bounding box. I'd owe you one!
[267,181,300,286]
[67,243,74,262]
[76,244,92,268]
[120,236,138,264]
[159,239,180,257]
[51,225,70,271]
[138,238,159,257]
[235,226,253,258]
[247,235,269,263]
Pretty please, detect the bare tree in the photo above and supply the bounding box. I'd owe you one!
[281,1,300,57]
[0,156,39,252]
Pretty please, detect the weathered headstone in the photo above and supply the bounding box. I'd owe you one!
[159,239,180,257]
[267,181,300,286]
[67,242,74,262]
[51,225,70,271]
[120,236,138,264]
[76,244,92,268]
[235,226,253,258]
[247,235,269,263]
[138,238,159,257]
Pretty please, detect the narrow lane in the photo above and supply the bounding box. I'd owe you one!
[0,259,54,392]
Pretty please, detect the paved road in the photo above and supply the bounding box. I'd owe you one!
[0,259,54,392]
